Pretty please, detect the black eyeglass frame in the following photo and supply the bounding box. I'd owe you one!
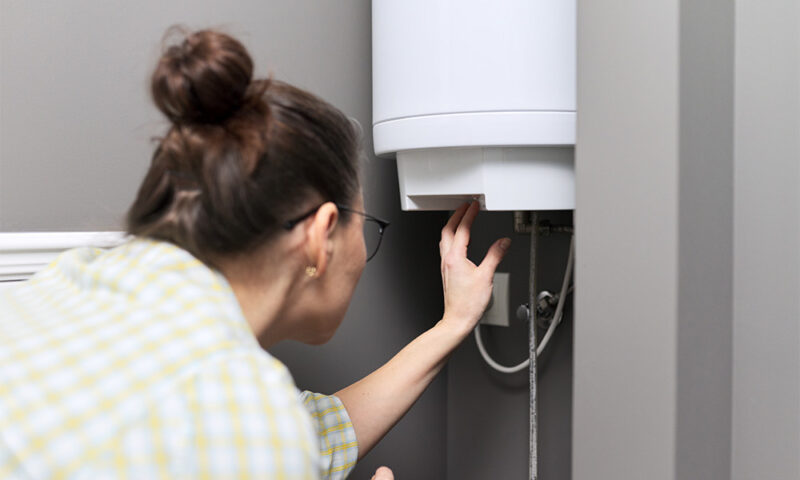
[283,202,391,262]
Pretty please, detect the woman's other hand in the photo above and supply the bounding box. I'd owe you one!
[439,202,511,337]
[371,466,394,480]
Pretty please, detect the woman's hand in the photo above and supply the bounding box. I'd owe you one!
[439,202,511,337]
[371,466,394,480]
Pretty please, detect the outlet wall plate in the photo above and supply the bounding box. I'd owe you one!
[480,272,510,327]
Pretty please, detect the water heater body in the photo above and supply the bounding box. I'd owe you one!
[372,0,576,211]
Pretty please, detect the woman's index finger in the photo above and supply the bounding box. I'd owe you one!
[453,201,480,250]
[443,202,470,237]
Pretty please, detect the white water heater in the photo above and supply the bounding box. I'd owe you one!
[372,0,576,211]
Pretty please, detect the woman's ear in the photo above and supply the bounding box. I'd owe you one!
[304,202,339,277]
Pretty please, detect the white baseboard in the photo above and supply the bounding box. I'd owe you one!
[0,231,127,282]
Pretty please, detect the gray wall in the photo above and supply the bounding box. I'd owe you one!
[0,2,449,478]
[0,0,370,232]
[445,211,574,480]
[676,0,734,477]
[574,1,682,478]
[575,0,800,479]
[732,0,800,478]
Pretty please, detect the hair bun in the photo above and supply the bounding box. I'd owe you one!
[151,28,254,125]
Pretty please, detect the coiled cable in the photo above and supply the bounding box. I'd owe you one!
[474,234,574,373]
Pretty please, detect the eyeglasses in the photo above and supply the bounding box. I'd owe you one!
[284,202,390,262]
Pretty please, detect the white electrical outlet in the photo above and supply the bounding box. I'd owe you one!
[479,272,510,327]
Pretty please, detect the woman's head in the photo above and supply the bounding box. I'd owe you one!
[127,28,368,345]
[127,28,362,266]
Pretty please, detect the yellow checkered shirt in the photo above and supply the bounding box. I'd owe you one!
[0,238,358,479]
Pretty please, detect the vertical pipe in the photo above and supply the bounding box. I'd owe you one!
[529,212,539,480]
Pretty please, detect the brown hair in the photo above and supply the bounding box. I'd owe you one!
[127,28,361,265]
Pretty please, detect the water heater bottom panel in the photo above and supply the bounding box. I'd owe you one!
[396,147,575,211]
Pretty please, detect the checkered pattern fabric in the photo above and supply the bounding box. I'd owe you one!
[0,238,358,479]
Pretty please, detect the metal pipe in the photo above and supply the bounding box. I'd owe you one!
[529,211,539,480]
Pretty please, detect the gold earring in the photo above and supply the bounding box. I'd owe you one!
[305,266,318,277]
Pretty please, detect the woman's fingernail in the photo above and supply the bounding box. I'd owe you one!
[500,238,511,250]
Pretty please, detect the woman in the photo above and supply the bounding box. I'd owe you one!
[0,29,510,479]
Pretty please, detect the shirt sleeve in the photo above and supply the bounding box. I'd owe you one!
[299,391,359,479]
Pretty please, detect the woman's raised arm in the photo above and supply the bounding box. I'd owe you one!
[335,202,511,459]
